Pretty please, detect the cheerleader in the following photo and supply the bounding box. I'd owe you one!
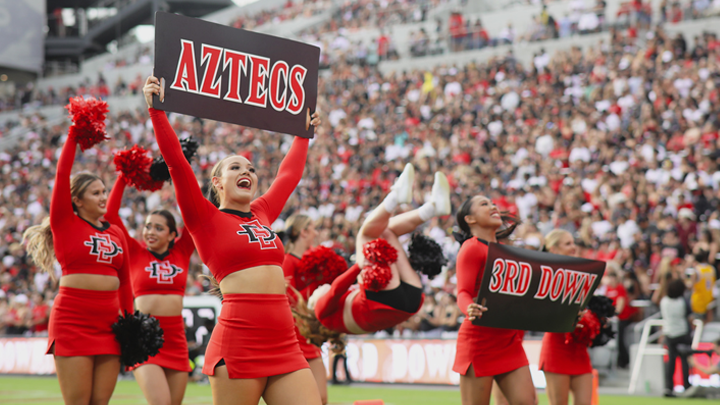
[311,163,451,335]
[537,229,592,405]
[453,195,535,405]
[23,133,132,404]
[144,76,322,405]
[282,214,328,405]
[105,174,195,405]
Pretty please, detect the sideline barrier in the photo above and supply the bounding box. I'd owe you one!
[0,337,55,375]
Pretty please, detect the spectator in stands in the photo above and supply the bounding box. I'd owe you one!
[689,250,716,322]
[603,270,635,369]
[660,279,692,397]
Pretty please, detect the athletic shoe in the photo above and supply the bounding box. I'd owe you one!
[393,163,414,204]
[432,172,451,216]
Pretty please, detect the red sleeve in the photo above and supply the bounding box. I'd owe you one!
[117,232,134,313]
[315,264,361,319]
[282,254,298,282]
[251,137,309,223]
[105,175,143,254]
[50,137,77,229]
[150,108,216,231]
[174,226,195,257]
[456,241,484,317]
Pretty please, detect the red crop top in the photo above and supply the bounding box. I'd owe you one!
[50,136,133,313]
[150,108,308,283]
[105,175,195,297]
[283,253,322,302]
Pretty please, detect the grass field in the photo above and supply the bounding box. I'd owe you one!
[0,376,716,405]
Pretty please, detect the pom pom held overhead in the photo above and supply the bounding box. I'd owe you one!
[149,137,199,182]
[295,246,348,291]
[65,96,109,151]
[113,145,164,191]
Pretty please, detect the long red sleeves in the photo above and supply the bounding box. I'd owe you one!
[456,238,488,316]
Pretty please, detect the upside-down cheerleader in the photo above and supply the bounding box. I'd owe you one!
[453,195,535,405]
[105,173,196,405]
[23,97,133,405]
[144,76,323,405]
[309,164,451,336]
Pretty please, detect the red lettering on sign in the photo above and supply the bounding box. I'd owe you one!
[488,258,504,293]
[534,266,554,299]
[246,55,270,108]
[170,39,199,93]
[286,64,307,115]
[562,270,580,305]
[516,262,532,296]
[500,260,519,294]
[575,273,597,305]
[269,61,289,112]
[199,44,223,98]
[222,49,248,103]
[549,269,565,302]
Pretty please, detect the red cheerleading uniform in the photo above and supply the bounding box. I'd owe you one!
[314,264,424,334]
[283,253,322,360]
[150,108,309,379]
[538,332,592,375]
[104,174,195,372]
[453,238,528,377]
[47,136,133,357]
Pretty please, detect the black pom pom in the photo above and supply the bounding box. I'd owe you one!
[591,323,615,347]
[408,233,447,278]
[149,137,199,183]
[112,311,164,367]
[587,295,616,319]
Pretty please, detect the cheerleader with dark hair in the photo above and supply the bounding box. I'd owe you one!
[105,174,195,405]
[310,164,451,335]
[23,98,133,405]
[144,76,323,405]
[282,214,328,404]
[453,195,535,405]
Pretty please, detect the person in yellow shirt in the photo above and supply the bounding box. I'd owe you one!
[690,250,716,322]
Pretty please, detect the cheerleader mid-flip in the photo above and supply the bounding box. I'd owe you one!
[105,174,195,405]
[144,76,322,405]
[23,99,133,405]
[309,163,451,335]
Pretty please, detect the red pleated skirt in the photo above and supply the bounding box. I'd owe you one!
[539,332,592,375]
[47,287,121,357]
[294,325,322,360]
[202,294,309,378]
[129,315,191,372]
[453,321,529,377]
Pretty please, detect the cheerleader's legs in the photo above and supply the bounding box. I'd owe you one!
[134,364,188,405]
[544,372,592,405]
[54,354,120,405]
[210,366,321,405]
[308,357,329,405]
[460,365,536,405]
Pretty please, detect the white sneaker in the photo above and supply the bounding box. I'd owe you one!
[393,163,414,204]
[432,172,451,216]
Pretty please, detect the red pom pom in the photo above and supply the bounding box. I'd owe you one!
[363,238,398,266]
[295,246,348,291]
[113,145,164,192]
[65,96,109,151]
[360,263,393,292]
[567,311,601,347]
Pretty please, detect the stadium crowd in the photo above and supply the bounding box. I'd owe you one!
[1,19,719,374]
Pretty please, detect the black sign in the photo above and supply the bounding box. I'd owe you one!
[153,12,320,138]
[473,243,605,332]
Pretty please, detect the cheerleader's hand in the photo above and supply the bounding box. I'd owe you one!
[306,109,322,129]
[143,76,164,109]
[467,303,487,321]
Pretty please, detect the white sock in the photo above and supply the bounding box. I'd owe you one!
[383,190,398,213]
[418,202,435,222]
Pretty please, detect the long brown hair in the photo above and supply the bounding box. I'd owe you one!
[289,286,345,354]
[23,173,104,273]
[455,196,519,243]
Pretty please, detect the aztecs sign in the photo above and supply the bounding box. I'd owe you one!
[153,12,320,138]
[474,243,605,332]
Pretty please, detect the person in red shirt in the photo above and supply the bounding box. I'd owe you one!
[312,165,451,335]
[603,271,633,368]
[453,195,536,405]
[282,214,328,405]
[144,76,322,405]
[538,230,593,405]
[105,174,196,405]
[23,124,132,405]
[30,292,50,334]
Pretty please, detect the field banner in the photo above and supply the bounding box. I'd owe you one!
[0,337,55,375]
[322,338,546,388]
[474,243,606,332]
[153,11,320,138]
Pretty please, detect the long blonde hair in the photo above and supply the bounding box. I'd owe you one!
[284,214,312,253]
[543,229,572,252]
[289,286,345,354]
[23,173,103,273]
